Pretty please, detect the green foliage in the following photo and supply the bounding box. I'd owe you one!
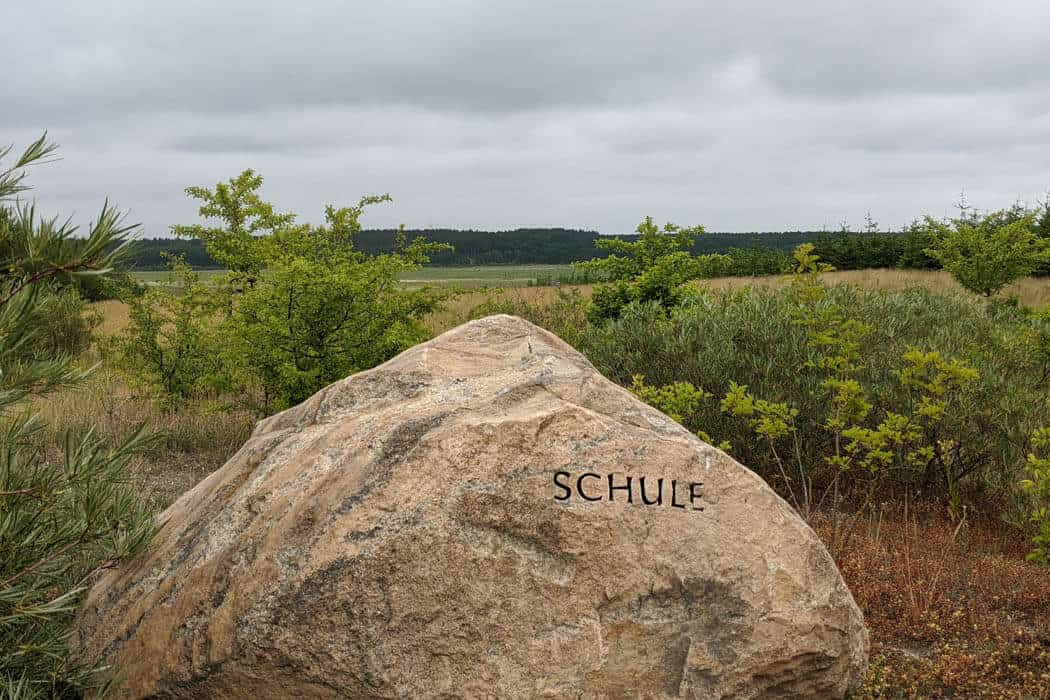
[118,256,229,401]
[576,216,731,322]
[720,381,797,440]
[896,219,941,270]
[579,216,705,279]
[791,245,874,471]
[810,226,906,271]
[580,257,1046,509]
[922,207,1050,296]
[627,374,729,450]
[163,171,452,411]
[587,279,635,324]
[71,269,143,302]
[0,135,154,698]
[721,246,791,276]
[1021,428,1050,564]
[714,248,887,514]
[629,374,711,423]
[171,169,295,279]
[1,422,156,698]
[841,348,979,516]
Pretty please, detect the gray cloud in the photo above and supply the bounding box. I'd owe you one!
[4,0,1050,235]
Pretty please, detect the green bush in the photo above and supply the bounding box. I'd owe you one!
[165,170,453,411]
[896,220,941,270]
[117,257,230,402]
[1021,428,1050,564]
[573,216,728,322]
[810,226,903,271]
[579,275,1050,508]
[722,246,791,276]
[921,206,1050,297]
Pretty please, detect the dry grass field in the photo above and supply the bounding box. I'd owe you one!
[97,269,1050,340]
[701,268,1050,308]
[432,268,1050,330]
[57,269,1050,697]
[36,366,254,510]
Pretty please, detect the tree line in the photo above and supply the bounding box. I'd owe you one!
[124,228,820,269]
[121,214,1050,278]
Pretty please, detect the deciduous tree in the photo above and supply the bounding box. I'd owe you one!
[923,208,1050,297]
[171,171,452,410]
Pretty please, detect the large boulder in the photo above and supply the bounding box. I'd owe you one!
[77,315,868,698]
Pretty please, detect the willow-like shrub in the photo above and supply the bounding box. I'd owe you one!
[579,282,1050,513]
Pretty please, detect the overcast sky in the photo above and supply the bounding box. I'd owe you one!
[5,1,1050,235]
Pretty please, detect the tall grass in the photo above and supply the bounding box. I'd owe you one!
[36,360,253,509]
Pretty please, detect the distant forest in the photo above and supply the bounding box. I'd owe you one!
[126,228,888,269]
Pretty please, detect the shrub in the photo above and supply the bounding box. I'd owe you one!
[810,226,903,271]
[117,256,230,402]
[573,216,729,322]
[579,269,1050,508]
[722,246,791,276]
[621,248,983,521]
[1021,428,1050,564]
[921,207,1050,297]
[627,374,729,450]
[896,219,941,270]
[0,135,154,698]
[172,171,452,411]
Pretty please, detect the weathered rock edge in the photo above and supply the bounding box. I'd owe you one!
[77,314,868,698]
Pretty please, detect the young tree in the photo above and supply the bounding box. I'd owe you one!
[574,216,726,322]
[922,207,1050,297]
[0,136,155,697]
[896,218,941,270]
[1032,196,1050,276]
[575,215,704,282]
[118,256,229,401]
[171,169,295,283]
[173,171,452,410]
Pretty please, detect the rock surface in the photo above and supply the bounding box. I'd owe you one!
[77,315,868,698]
